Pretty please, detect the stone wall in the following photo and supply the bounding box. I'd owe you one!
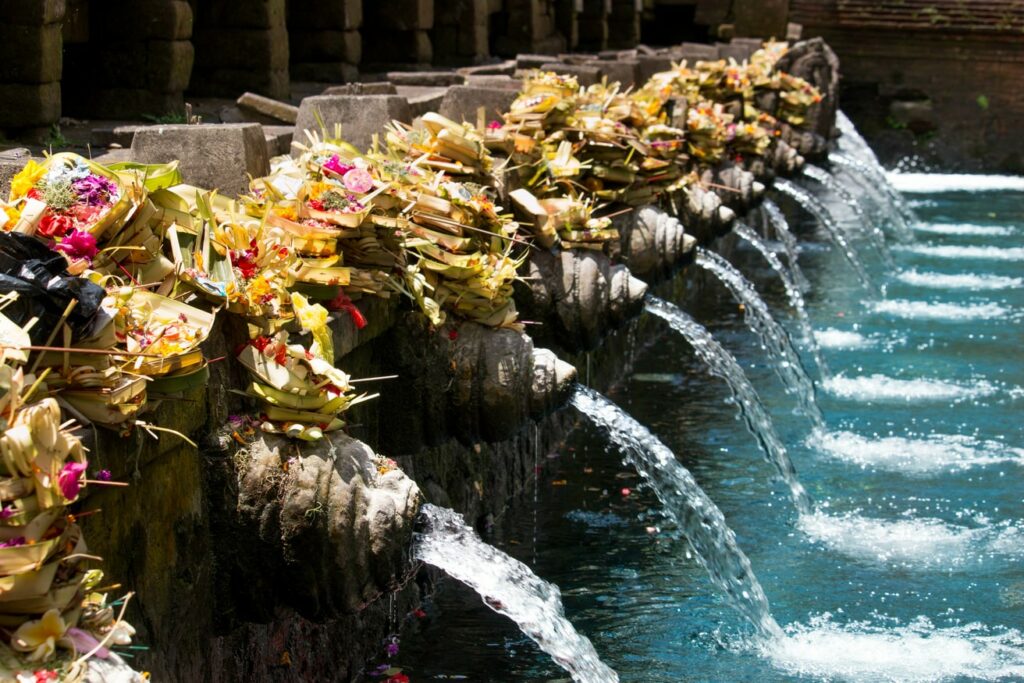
[0,0,64,135]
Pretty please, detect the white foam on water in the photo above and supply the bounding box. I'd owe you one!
[895,269,1024,291]
[811,430,1024,475]
[869,299,1011,321]
[888,172,1024,193]
[822,374,998,403]
[767,614,1024,682]
[815,328,873,350]
[798,510,985,567]
[895,244,1024,261]
[912,222,1015,236]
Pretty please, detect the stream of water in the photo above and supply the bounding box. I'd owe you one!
[400,125,1024,681]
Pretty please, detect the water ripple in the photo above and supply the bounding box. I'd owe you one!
[895,269,1024,290]
[869,299,1011,321]
[895,244,1024,261]
[811,430,1024,475]
[822,374,999,402]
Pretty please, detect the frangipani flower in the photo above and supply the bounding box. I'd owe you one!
[11,609,68,662]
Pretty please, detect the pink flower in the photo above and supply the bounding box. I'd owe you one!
[487,120,503,130]
[342,168,373,194]
[58,461,88,501]
[0,537,25,548]
[0,504,15,519]
[63,628,110,660]
[54,229,99,262]
[322,155,352,177]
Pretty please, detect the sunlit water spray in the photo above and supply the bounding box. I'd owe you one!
[645,296,812,513]
[802,163,893,264]
[774,178,875,289]
[695,248,824,428]
[414,504,619,683]
[570,386,783,639]
[733,222,829,378]
[762,198,812,292]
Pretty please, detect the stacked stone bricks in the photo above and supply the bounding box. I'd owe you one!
[0,0,64,136]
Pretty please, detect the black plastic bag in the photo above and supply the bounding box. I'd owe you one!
[0,232,105,344]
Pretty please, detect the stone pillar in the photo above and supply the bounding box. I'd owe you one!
[733,0,790,39]
[493,0,565,56]
[361,0,434,66]
[577,0,608,51]
[0,0,64,136]
[432,0,491,65]
[554,0,579,50]
[191,0,289,100]
[607,0,640,49]
[62,0,194,119]
[288,0,362,82]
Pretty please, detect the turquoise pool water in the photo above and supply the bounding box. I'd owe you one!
[397,177,1024,682]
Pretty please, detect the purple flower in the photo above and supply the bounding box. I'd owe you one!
[72,174,117,206]
[0,537,25,548]
[55,229,98,261]
[0,504,16,519]
[58,461,88,501]
[385,640,399,657]
[96,469,112,482]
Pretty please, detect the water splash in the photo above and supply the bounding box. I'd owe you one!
[823,374,999,403]
[775,178,875,289]
[802,163,893,264]
[869,299,1012,321]
[798,510,1024,569]
[645,296,812,513]
[814,328,874,350]
[895,269,1024,290]
[888,172,1024,193]
[695,248,824,428]
[414,504,619,683]
[895,244,1024,261]
[762,198,812,293]
[912,222,1016,237]
[811,429,1024,475]
[767,614,1024,682]
[835,111,918,231]
[570,386,783,639]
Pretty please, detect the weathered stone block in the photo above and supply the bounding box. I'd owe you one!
[322,82,397,96]
[386,71,465,86]
[464,75,520,90]
[677,42,718,62]
[371,0,434,30]
[540,62,602,85]
[294,95,411,152]
[263,124,294,157]
[734,0,788,39]
[516,53,558,69]
[0,23,62,84]
[0,0,65,25]
[148,40,194,93]
[290,29,362,64]
[193,28,289,70]
[636,55,672,82]
[289,0,362,30]
[595,58,639,88]
[438,85,517,125]
[197,0,285,29]
[398,86,447,118]
[0,82,60,129]
[131,123,269,196]
[237,91,299,124]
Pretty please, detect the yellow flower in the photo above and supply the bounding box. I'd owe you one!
[11,608,67,662]
[9,160,46,200]
[290,292,334,362]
